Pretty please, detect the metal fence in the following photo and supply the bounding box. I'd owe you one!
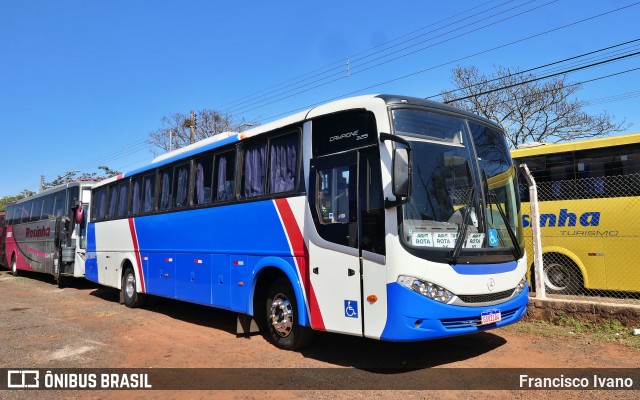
[520,170,640,305]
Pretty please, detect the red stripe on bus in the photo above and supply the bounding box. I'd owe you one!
[128,218,146,293]
[274,198,325,331]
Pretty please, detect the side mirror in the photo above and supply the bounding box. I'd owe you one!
[75,205,84,225]
[392,147,411,198]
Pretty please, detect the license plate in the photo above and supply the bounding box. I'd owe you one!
[480,309,502,325]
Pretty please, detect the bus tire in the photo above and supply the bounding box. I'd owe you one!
[57,274,66,288]
[122,268,146,308]
[10,256,19,277]
[542,254,583,295]
[265,277,313,351]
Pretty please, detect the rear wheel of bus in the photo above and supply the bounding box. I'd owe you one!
[265,277,313,351]
[10,256,19,277]
[542,254,583,295]
[122,267,147,308]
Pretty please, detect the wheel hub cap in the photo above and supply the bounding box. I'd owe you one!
[270,293,293,338]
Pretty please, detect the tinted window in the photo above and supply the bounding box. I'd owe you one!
[53,191,66,217]
[215,151,236,201]
[142,174,156,213]
[20,201,32,223]
[173,164,190,208]
[108,185,119,218]
[116,181,129,217]
[269,133,298,194]
[158,168,173,210]
[93,188,108,220]
[30,197,43,222]
[194,155,213,205]
[42,194,54,219]
[242,142,267,198]
[131,177,143,214]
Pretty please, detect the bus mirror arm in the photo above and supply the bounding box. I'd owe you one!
[380,133,412,209]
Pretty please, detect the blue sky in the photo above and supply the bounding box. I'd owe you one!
[1,0,639,197]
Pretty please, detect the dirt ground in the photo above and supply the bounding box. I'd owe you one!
[0,269,638,400]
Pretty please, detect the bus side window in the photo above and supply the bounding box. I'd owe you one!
[215,151,236,201]
[116,181,129,217]
[194,156,213,205]
[268,133,298,194]
[20,201,32,224]
[30,197,43,222]
[131,177,143,215]
[108,184,119,218]
[242,142,266,198]
[42,194,54,219]
[159,167,173,210]
[53,191,66,218]
[142,174,156,213]
[173,163,190,208]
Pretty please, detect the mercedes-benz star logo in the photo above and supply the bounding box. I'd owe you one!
[487,278,496,292]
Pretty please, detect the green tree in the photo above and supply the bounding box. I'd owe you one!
[0,189,36,211]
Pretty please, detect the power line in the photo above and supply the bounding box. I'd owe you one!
[224,0,555,117]
[253,2,640,123]
[214,0,513,111]
[433,38,640,100]
[444,50,640,102]
[585,90,640,106]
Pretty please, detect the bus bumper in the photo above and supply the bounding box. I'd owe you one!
[379,282,529,341]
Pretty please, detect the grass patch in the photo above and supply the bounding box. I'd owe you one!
[503,315,640,349]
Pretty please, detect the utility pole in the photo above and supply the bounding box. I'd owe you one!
[189,110,195,144]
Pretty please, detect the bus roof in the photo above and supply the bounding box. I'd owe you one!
[511,132,640,158]
[7,181,97,206]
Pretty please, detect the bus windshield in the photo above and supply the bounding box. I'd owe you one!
[392,108,523,262]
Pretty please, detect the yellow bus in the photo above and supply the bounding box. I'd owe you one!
[511,133,640,294]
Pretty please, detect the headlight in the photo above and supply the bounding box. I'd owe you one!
[397,275,454,304]
[514,275,527,294]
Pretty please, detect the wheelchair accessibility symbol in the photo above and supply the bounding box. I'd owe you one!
[488,229,499,247]
[344,300,358,318]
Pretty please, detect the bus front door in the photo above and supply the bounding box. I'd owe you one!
[308,150,362,335]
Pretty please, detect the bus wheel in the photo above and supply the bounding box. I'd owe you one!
[543,254,583,295]
[122,268,146,308]
[11,257,19,277]
[265,278,313,351]
[57,274,66,288]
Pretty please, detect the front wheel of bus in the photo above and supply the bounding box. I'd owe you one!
[543,254,583,295]
[265,278,313,351]
[122,268,146,308]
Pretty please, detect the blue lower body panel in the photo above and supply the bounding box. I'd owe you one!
[380,283,529,341]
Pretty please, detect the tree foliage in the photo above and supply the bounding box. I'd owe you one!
[441,66,630,148]
[147,109,260,154]
[0,189,36,211]
[41,166,121,190]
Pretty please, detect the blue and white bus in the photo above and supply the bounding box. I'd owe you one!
[86,95,528,350]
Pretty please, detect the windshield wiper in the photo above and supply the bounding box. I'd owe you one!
[448,187,475,264]
[481,170,522,259]
[488,191,523,259]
